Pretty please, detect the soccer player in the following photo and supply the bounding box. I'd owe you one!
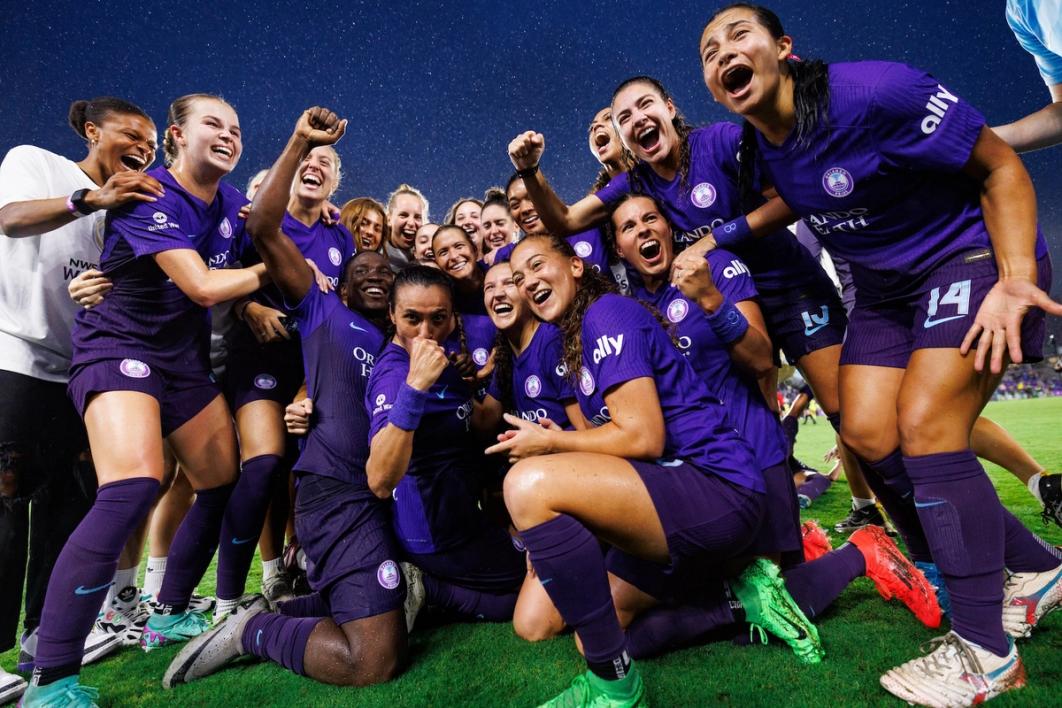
[339,196,388,253]
[699,5,1062,704]
[480,190,519,260]
[445,197,485,257]
[384,184,428,271]
[413,223,439,266]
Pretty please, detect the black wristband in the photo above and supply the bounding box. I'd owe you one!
[516,163,540,179]
[70,188,98,216]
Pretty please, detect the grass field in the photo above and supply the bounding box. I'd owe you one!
[4,398,1061,707]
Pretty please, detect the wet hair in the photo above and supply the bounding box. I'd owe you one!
[386,183,430,222]
[386,264,468,358]
[444,197,483,226]
[610,76,696,194]
[588,112,637,194]
[504,172,525,198]
[339,197,388,252]
[484,260,518,411]
[604,192,675,266]
[67,97,151,143]
[431,223,475,251]
[482,187,507,206]
[305,146,343,196]
[162,93,233,167]
[707,4,830,209]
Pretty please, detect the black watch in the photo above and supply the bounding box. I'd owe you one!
[70,188,98,216]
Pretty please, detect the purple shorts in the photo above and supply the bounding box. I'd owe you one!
[606,459,764,601]
[748,463,801,557]
[223,335,304,411]
[295,472,405,625]
[758,274,847,365]
[841,250,1052,369]
[68,358,219,436]
[406,522,525,595]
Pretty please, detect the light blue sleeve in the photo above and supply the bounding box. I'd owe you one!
[1007,0,1062,86]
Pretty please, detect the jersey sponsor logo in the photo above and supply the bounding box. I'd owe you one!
[591,334,624,364]
[207,252,229,268]
[822,167,854,198]
[923,279,971,328]
[667,298,689,323]
[473,347,489,366]
[148,211,179,232]
[578,366,595,396]
[801,306,830,336]
[722,259,750,279]
[328,246,342,266]
[119,358,151,378]
[375,393,387,407]
[152,211,168,224]
[589,404,611,427]
[806,208,870,235]
[573,240,593,258]
[254,374,278,390]
[524,374,542,398]
[690,182,717,208]
[376,560,401,590]
[219,217,233,239]
[920,84,959,134]
[519,407,550,422]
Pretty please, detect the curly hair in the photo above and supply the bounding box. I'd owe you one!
[340,197,388,253]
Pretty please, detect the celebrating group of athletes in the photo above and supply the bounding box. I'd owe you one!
[3,3,1062,707]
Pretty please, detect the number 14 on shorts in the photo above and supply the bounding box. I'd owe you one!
[923,280,971,329]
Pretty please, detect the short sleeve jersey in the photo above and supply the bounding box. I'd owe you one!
[1007,0,1062,86]
[491,228,611,275]
[577,293,762,492]
[486,322,575,428]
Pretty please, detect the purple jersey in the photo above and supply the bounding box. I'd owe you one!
[71,166,247,372]
[486,322,575,428]
[366,332,483,555]
[630,251,787,469]
[576,293,763,492]
[755,61,1049,302]
[491,228,611,275]
[595,125,821,291]
[289,285,383,489]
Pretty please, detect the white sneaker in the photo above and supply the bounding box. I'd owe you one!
[162,594,269,688]
[880,632,1026,707]
[0,665,27,706]
[262,572,296,610]
[95,598,151,646]
[400,562,426,633]
[17,624,121,672]
[1002,565,1062,638]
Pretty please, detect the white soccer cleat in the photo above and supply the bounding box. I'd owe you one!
[17,624,121,673]
[95,597,151,647]
[401,562,426,633]
[162,594,269,689]
[880,632,1026,707]
[1002,565,1062,639]
[0,665,27,706]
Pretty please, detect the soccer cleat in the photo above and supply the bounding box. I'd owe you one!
[1002,565,1062,639]
[0,665,27,706]
[139,609,210,652]
[801,520,832,562]
[915,561,952,619]
[162,594,268,688]
[731,557,824,664]
[849,525,941,628]
[401,562,426,633]
[94,597,151,647]
[1039,474,1062,528]
[880,632,1025,707]
[17,626,121,673]
[18,676,99,708]
[187,594,217,616]
[834,503,889,534]
[262,572,295,610]
[536,664,647,708]
[797,494,813,510]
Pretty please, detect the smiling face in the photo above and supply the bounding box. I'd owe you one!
[480,202,517,250]
[507,178,547,236]
[85,113,157,181]
[510,237,583,323]
[611,81,678,166]
[414,223,439,264]
[587,107,623,167]
[612,195,674,281]
[341,251,393,314]
[356,206,385,251]
[453,200,483,247]
[432,226,476,281]
[700,6,792,117]
[293,146,338,204]
[170,97,242,176]
[388,192,424,251]
[390,283,455,346]
[483,261,531,333]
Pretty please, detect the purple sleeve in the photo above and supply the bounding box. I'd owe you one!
[485,371,502,403]
[543,332,576,402]
[706,249,758,302]
[289,284,340,336]
[871,63,986,173]
[593,171,632,209]
[110,198,191,258]
[335,223,357,260]
[366,361,404,442]
[583,299,655,394]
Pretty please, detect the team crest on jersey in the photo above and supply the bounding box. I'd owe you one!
[667,298,689,323]
[328,247,342,266]
[254,374,277,390]
[376,560,400,590]
[578,366,595,396]
[152,212,168,224]
[473,347,489,366]
[524,375,542,398]
[822,167,854,198]
[691,182,717,208]
[573,240,593,258]
[219,218,233,239]
[119,358,151,379]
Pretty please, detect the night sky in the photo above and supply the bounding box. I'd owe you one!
[3,1,1060,311]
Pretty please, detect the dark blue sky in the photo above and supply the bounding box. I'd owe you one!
[4,1,1059,305]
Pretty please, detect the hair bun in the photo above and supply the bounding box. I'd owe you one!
[67,100,90,138]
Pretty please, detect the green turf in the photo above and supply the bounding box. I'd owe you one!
[4,399,1061,706]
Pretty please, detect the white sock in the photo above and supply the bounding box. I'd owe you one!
[262,557,282,583]
[214,596,240,620]
[1028,472,1044,504]
[111,565,140,613]
[852,496,876,510]
[144,556,167,599]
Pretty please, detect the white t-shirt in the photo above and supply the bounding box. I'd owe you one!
[0,145,104,382]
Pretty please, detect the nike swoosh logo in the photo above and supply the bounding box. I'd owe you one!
[256,629,263,646]
[231,536,257,545]
[804,324,827,336]
[349,322,367,332]
[74,581,113,596]
[540,578,552,586]
[922,314,965,329]
[435,386,448,400]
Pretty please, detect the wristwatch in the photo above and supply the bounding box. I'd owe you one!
[68,188,98,216]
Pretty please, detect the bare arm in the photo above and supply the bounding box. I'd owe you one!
[991,83,1062,153]
[154,250,268,308]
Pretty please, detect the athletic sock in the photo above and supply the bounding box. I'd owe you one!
[240,613,320,676]
[905,450,1008,656]
[852,496,876,510]
[860,450,932,562]
[1003,509,1061,572]
[796,474,832,502]
[156,482,235,613]
[782,543,865,619]
[625,585,736,659]
[106,565,140,614]
[33,477,159,671]
[216,454,284,601]
[1027,472,1044,504]
[276,592,329,618]
[215,597,240,619]
[519,514,628,679]
[144,556,167,598]
[421,574,518,622]
[262,557,282,584]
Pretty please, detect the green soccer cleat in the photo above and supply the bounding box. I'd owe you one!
[537,665,648,708]
[19,676,99,708]
[139,609,211,652]
[732,557,824,664]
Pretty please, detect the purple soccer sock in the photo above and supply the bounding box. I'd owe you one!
[34,477,159,673]
[519,514,628,676]
[860,450,932,563]
[796,474,832,502]
[277,592,330,618]
[905,450,1007,656]
[217,454,285,600]
[626,585,735,659]
[241,613,320,676]
[782,543,865,619]
[422,574,518,622]
[156,482,235,612]
[1003,509,1061,572]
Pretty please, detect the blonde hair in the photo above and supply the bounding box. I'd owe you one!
[444,196,483,226]
[385,183,430,222]
[163,93,234,167]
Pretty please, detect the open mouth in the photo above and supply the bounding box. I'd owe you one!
[531,288,552,305]
[362,285,386,298]
[594,130,611,154]
[520,213,540,231]
[120,153,147,170]
[639,239,662,262]
[635,125,660,153]
[492,301,514,315]
[722,65,754,96]
[448,258,469,273]
[211,145,234,160]
[301,173,322,188]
